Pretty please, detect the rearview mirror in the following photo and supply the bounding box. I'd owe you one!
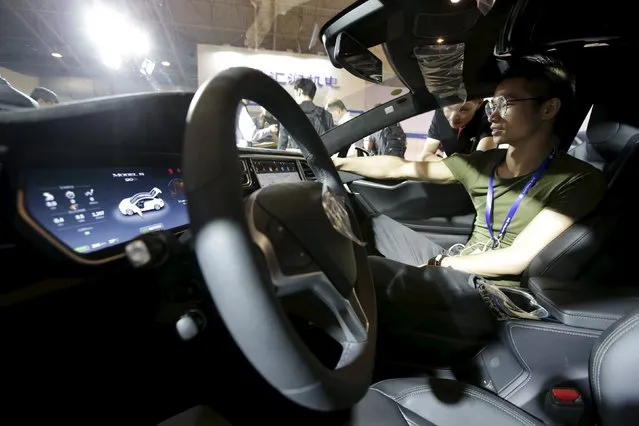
[334,32,383,84]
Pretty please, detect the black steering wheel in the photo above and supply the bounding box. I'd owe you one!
[183,67,376,411]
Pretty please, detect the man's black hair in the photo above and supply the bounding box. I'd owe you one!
[500,54,575,127]
[30,86,59,104]
[326,99,346,111]
[293,78,317,100]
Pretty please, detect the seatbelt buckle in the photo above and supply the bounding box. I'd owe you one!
[551,388,582,404]
[544,387,585,426]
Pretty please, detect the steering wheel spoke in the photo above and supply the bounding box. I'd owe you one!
[247,187,369,344]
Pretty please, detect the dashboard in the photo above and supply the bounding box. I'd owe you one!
[0,91,316,267]
[17,155,312,264]
[22,166,189,257]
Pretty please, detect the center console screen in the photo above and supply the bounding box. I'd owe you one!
[23,167,188,256]
[251,159,301,188]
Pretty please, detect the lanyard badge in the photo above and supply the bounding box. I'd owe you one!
[485,151,554,248]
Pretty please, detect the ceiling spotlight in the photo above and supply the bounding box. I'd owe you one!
[140,58,156,77]
[450,0,461,3]
[436,37,444,44]
[51,52,63,58]
[161,61,171,67]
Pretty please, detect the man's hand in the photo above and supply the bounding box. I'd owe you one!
[268,124,278,133]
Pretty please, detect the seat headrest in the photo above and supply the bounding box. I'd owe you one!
[586,104,639,162]
[590,309,639,425]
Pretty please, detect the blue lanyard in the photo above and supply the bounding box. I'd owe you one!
[486,151,554,248]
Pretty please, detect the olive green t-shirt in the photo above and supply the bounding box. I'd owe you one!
[443,149,607,286]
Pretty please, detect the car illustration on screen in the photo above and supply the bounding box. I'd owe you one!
[118,187,165,216]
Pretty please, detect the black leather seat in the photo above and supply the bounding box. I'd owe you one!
[523,103,639,285]
[351,309,639,425]
[569,104,639,184]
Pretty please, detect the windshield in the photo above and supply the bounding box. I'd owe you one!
[0,1,408,144]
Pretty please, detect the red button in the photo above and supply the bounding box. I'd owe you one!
[551,388,580,403]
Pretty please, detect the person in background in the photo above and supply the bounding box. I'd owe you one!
[278,78,333,150]
[0,75,38,111]
[30,87,59,106]
[326,99,352,126]
[327,99,364,157]
[366,122,407,158]
[419,99,495,160]
[236,102,278,146]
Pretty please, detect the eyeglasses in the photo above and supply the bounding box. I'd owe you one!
[484,96,545,117]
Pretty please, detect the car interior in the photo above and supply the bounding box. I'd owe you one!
[2,0,639,425]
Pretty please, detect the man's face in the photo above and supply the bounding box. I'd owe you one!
[487,77,558,146]
[329,107,344,122]
[442,101,480,129]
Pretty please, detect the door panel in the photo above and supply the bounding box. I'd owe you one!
[349,179,475,248]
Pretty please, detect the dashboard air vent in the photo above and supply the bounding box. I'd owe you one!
[299,160,316,181]
[240,160,251,187]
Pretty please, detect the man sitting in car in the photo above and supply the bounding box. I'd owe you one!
[333,54,606,358]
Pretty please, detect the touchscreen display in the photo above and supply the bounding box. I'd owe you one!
[24,167,188,255]
[252,159,301,188]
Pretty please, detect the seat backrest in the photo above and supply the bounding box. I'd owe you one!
[590,309,639,425]
[523,103,639,285]
[569,104,639,184]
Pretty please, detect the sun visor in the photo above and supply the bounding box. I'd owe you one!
[414,43,467,107]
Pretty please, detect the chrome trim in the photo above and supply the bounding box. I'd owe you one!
[351,179,415,190]
[241,153,306,161]
[239,159,252,188]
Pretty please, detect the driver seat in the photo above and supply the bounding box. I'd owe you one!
[351,309,639,425]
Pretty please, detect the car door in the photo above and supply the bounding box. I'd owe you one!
[346,176,475,248]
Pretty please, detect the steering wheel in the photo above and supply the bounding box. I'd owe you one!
[183,67,376,411]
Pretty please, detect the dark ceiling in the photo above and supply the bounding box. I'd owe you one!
[0,0,354,89]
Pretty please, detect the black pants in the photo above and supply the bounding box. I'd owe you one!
[369,215,498,367]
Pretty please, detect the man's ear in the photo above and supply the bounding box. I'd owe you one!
[541,98,561,120]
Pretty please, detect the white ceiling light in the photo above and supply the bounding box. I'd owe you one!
[51,52,63,58]
[437,37,444,44]
[140,59,156,76]
[450,0,462,3]
[161,61,171,67]
[86,5,151,69]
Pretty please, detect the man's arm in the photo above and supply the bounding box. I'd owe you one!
[440,208,575,277]
[253,125,277,141]
[440,169,607,277]
[278,127,289,150]
[325,111,334,131]
[333,155,458,183]
[420,138,442,160]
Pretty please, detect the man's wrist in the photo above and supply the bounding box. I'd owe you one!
[427,253,449,267]
[440,255,453,268]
